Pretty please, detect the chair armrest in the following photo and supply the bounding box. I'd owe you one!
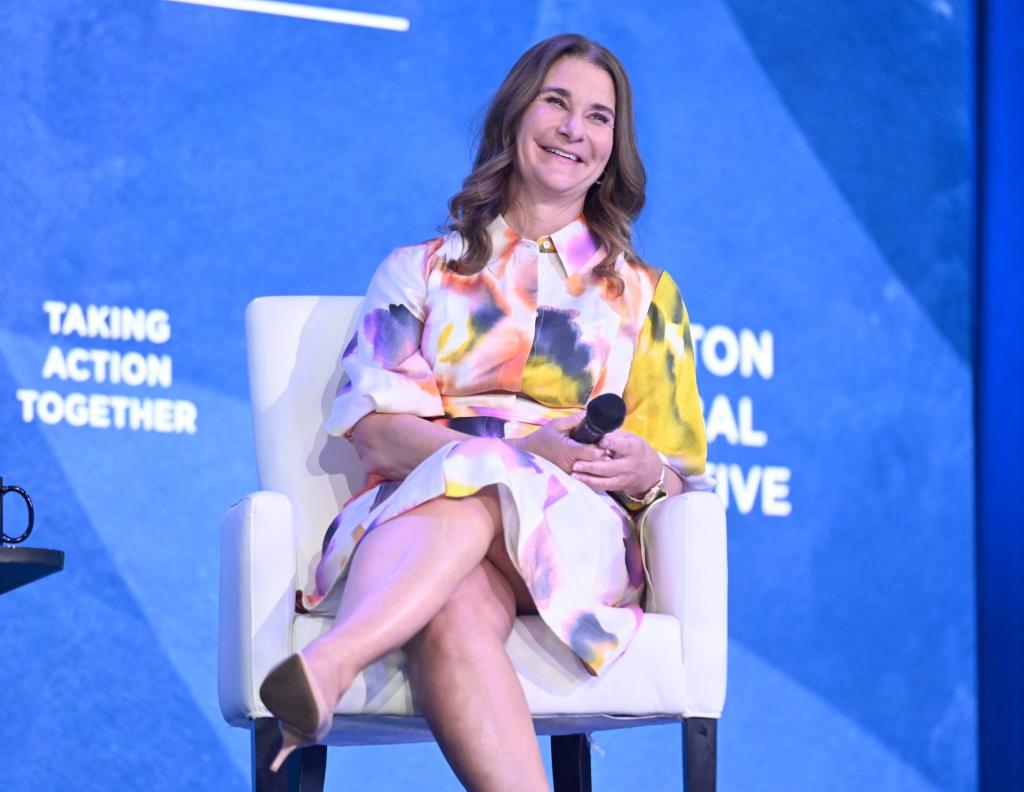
[218,490,297,725]
[642,490,728,717]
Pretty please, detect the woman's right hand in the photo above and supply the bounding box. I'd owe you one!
[508,414,608,475]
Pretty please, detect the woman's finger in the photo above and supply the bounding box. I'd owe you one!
[566,443,608,463]
[572,456,632,477]
[597,431,627,454]
[598,429,644,457]
[549,413,586,435]
[571,471,631,492]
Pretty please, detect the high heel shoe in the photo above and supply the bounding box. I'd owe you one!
[259,653,334,772]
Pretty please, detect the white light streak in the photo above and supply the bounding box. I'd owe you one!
[164,0,410,32]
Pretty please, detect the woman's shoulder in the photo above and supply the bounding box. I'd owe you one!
[374,235,450,280]
[617,254,668,296]
[620,255,689,294]
[386,229,471,268]
[614,257,695,329]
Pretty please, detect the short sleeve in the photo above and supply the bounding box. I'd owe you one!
[324,245,445,436]
[620,270,712,489]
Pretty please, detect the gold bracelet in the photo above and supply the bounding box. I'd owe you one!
[619,466,667,508]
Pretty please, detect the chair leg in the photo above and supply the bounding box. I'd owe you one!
[551,733,592,792]
[682,718,717,792]
[252,718,328,792]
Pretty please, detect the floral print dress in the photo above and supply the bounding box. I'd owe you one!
[303,215,709,675]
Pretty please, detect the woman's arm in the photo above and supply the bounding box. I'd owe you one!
[573,271,710,498]
[352,411,608,482]
[351,413,470,480]
[612,271,709,494]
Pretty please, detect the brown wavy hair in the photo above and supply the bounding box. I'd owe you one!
[445,34,646,294]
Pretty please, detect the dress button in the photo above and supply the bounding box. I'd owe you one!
[538,237,555,252]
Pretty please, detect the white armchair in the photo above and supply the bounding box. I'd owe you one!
[218,296,728,792]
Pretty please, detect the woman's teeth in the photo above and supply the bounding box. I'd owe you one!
[543,147,579,162]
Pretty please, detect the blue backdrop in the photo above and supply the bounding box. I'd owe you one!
[0,1,976,789]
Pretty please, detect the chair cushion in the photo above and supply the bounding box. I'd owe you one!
[291,612,686,719]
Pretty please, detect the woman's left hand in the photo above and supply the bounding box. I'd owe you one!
[570,429,663,497]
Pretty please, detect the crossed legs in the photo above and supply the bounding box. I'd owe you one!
[297,487,550,792]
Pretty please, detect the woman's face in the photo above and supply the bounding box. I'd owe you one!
[513,56,616,211]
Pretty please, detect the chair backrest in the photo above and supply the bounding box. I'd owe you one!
[245,296,365,590]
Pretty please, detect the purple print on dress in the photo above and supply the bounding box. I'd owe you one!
[341,333,359,360]
[519,475,570,608]
[567,611,619,674]
[363,303,423,366]
[621,516,645,590]
[564,226,599,270]
[528,308,593,401]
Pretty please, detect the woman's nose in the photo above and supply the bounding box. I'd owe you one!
[558,111,583,139]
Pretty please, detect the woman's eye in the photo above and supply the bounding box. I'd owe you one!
[544,95,567,108]
[589,112,611,125]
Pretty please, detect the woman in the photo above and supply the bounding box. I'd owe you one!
[259,33,710,791]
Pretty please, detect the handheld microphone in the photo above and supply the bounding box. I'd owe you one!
[569,393,626,444]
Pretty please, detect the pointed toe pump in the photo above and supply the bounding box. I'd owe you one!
[259,653,334,772]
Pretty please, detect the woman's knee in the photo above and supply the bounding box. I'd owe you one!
[462,484,502,532]
[411,561,516,654]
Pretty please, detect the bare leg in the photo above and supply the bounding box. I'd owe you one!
[300,487,504,706]
[297,486,548,789]
[404,553,549,792]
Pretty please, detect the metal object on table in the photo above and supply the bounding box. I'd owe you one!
[0,477,63,595]
[2,475,35,544]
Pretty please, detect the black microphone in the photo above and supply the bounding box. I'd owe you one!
[570,393,626,444]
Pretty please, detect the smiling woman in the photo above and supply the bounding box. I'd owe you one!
[445,34,647,294]
[510,57,616,228]
[257,33,711,791]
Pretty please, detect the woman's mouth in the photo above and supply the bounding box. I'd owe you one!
[541,145,582,163]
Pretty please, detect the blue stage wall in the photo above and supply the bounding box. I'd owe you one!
[977,0,1024,789]
[0,2,976,790]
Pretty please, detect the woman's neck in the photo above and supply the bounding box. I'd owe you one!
[503,185,584,240]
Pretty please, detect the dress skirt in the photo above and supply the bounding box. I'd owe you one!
[303,437,646,675]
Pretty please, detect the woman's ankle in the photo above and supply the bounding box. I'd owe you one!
[302,637,357,706]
